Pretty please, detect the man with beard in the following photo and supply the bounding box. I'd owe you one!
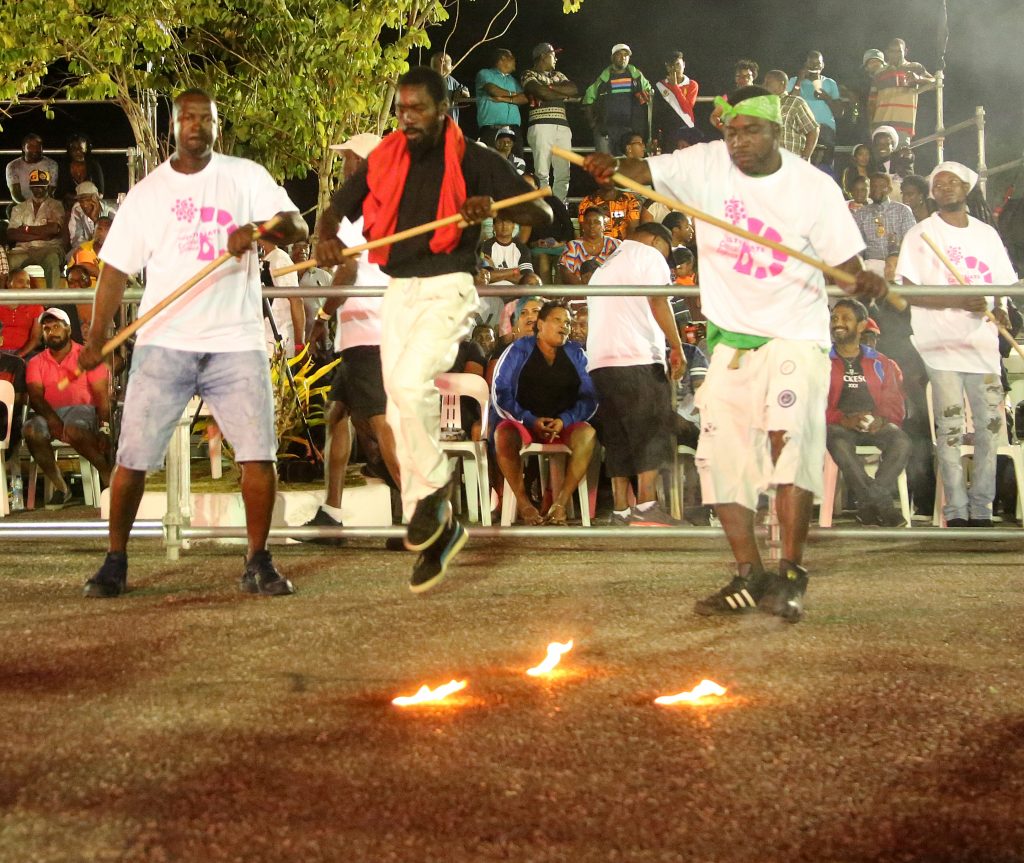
[318,66,551,593]
[77,88,308,598]
[24,308,111,508]
[583,85,886,622]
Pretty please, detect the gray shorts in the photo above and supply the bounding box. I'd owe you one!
[24,404,98,439]
[117,346,276,471]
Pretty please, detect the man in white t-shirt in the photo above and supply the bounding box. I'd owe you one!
[303,133,401,545]
[583,85,886,623]
[259,237,304,357]
[897,161,1018,527]
[587,222,684,526]
[78,89,308,599]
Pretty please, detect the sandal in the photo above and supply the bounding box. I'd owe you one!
[518,504,544,526]
[543,503,568,526]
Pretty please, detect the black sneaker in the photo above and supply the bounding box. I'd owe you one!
[946,518,969,527]
[758,560,808,623]
[967,518,994,528]
[855,503,879,525]
[46,486,73,511]
[693,564,769,616]
[405,483,453,551]
[298,507,347,546]
[83,552,128,598]
[409,520,467,594]
[240,551,295,596]
[876,506,907,528]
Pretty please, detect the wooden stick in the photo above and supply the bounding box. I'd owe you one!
[553,145,862,284]
[57,214,283,390]
[271,186,552,277]
[921,232,1024,363]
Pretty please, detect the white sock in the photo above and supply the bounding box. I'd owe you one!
[320,503,343,520]
[613,507,631,518]
[635,500,656,513]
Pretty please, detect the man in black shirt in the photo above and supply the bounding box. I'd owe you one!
[318,66,551,592]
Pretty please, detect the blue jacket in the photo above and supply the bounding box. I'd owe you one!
[491,337,598,433]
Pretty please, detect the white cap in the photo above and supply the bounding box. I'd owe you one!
[872,125,899,148]
[75,181,100,197]
[611,43,631,56]
[39,307,71,326]
[929,161,979,193]
[329,133,382,159]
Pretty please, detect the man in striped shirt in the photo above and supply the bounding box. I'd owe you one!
[764,70,818,161]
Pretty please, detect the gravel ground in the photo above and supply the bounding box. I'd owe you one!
[1,528,1022,863]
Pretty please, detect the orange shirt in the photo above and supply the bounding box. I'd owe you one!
[26,341,107,409]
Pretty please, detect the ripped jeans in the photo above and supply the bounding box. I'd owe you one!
[926,366,1005,521]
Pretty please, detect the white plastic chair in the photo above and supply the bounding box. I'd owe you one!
[499,441,592,527]
[818,446,912,528]
[926,383,1024,526]
[436,372,492,526]
[0,380,15,517]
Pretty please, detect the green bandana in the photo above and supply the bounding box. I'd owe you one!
[713,94,782,126]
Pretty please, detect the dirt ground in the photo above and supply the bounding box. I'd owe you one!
[1,527,1023,863]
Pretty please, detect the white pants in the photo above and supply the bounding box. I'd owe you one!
[527,124,572,202]
[380,272,480,518]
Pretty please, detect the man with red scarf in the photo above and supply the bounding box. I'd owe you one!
[319,67,551,593]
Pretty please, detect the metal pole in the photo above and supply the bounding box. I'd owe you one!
[935,69,945,163]
[976,106,988,199]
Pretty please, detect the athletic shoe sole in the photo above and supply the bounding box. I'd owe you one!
[409,521,467,594]
[404,499,452,552]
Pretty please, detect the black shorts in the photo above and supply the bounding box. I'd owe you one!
[328,345,387,421]
[591,364,674,476]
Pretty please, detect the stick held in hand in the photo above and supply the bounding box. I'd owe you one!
[271,186,552,277]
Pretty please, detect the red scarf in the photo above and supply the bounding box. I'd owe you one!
[363,118,467,266]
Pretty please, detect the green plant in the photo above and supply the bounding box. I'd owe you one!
[271,346,341,461]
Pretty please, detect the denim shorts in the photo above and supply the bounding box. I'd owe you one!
[24,404,98,439]
[117,346,276,471]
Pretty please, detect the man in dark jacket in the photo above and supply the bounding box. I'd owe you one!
[826,298,910,526]
[581,44,653,155]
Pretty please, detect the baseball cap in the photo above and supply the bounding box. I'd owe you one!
[495,126,516,140]
[864,318,881,335]
[532,42,561,60]
[928,160,979,193]
[862,49,885,67]
[75,181,100,197]
[329,132,382,159]
[28,168,50,186]
[611,43,631,56]
[39,307,71,326]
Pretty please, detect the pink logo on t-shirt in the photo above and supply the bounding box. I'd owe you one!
[945,245,993,284]
[719,197,788,280]
[172,198,239,261]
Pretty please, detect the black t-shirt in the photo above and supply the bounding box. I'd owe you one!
[331,134,534,279]
[517,345,581,420]
[836,354,876,415]
[478,238,533,272]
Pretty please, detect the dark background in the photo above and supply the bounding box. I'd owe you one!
[1,0,1020,214]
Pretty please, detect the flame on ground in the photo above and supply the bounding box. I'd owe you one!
[526,640,574,676]
[392,679,467,706]
[654,679,727,705]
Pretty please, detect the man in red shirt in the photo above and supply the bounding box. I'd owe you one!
[24,308,111,508]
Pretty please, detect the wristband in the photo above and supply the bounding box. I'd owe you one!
[315,307,332,322]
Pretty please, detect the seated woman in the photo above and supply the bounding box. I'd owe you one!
[491,300,598,525]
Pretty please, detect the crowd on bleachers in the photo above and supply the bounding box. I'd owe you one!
[3,33,1021,530]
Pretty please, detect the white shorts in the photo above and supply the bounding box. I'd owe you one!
[694,339,829,510]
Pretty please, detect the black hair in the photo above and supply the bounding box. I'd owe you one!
[21,133,41,147]
[174,88,214,107]
[868,171,893,183]
[493,47,514,65]
[397,66,448,106]
[671,246,695,266]
[764,69,788,84]
[581,206,605,220]
[662,212,689,231]
[833,297,868,322]
[536,300,570,323]
[429,51,449,66]
[665,50,685,66]
[66,132,92,152]
[900,174,929,198]
[632,221,673,248]
[728,84,773,106]
[619,130,644,153]
[734,58,759,78]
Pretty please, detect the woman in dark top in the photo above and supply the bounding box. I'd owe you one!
[490,301,597,524]
[56,133,105,208]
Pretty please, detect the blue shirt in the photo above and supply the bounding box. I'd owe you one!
[786,76,840,130]
[475,67,523,128]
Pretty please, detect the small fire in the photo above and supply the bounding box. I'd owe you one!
[527,640,574,676]
[392,679,467,706]
[654,679,727,705]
